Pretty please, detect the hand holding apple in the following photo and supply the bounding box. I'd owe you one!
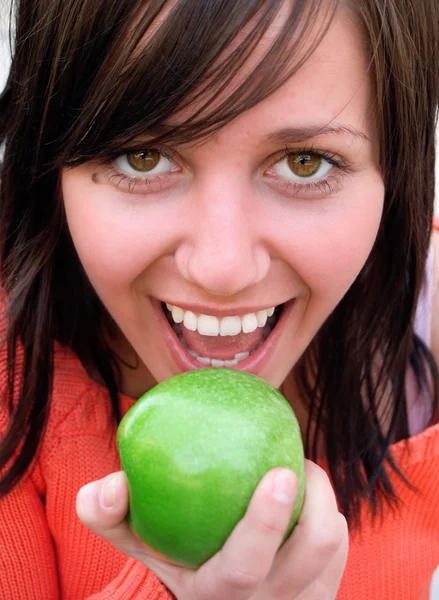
[76,461,348,599]
[116,368,306,567]
[76,369,348,599]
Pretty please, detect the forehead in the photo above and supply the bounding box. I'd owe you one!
[65,1,372,163]
[169,6,372,141]
[264,11,371,127]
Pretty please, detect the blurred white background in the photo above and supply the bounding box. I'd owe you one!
[0,1,438,215]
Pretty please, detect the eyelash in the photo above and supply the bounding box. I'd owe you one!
[102,150,177,194]
[100,146,352,197]
[280,145,351,196]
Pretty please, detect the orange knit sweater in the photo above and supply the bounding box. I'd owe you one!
[1,341,438,599]
[1,268,439,599]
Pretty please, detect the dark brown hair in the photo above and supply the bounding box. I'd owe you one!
[0,0,438,526]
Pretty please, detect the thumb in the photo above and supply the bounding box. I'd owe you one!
[76,472,180,569]
[76,471,132,544]
[430,566,439,600]
[76,471,192,598]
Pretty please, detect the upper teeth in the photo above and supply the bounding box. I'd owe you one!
[166,304,276,337]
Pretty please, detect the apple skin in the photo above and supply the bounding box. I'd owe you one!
[116,368,305,569]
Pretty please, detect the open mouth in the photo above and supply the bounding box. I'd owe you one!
[155,299,294,375]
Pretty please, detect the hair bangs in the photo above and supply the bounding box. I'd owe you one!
[59,0,337,167]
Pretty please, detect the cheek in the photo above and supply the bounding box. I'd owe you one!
[61,169,177,289]
[302,221,376,302]
[275,175,385,303]
[314,190,383,301]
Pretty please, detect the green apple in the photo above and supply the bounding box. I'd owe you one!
[116,368,305,569]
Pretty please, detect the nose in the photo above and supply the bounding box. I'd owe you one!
[175,177,270,297]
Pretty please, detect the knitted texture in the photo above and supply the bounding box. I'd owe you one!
[0,220,438,598]
[0,342,173,600]
[0,340,438,599]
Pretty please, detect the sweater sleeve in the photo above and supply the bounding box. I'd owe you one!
[0,352,174,600]
[0,473,171,600]
[87,559,174,600]
[0,470,60,599]
[38,380,175,600]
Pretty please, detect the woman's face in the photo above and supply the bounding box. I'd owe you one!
[62,7,384,394]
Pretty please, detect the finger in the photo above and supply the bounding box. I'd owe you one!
[77,472,189,592]
[76,472,148,555]
[430,566,439,600]
[191,468,298,600]
[419,566,439,600]
[76,472,181,578]
[297,524,349,600]
[268,461,348,597]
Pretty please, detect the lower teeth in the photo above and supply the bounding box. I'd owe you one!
[175,327,271,367]
[198,357,239,367]
[165,303,279,367]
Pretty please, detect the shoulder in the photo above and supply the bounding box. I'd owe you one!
[0,290,115,437]
[431,222,439,366]
[0,334,116,439]
[46,343,117,442]
[30,345,120,489]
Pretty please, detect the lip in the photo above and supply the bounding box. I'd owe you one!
[152,297,296,376]
[160,301,281,318]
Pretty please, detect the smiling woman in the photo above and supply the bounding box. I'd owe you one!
[61,15,383,397]
[0,0,439,599]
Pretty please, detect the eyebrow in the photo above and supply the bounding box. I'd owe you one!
[263,123,371,144]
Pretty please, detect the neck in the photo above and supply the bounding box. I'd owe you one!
[84,328,157,399]
[112,336,157,399]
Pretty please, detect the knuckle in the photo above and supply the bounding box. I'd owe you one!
[336,512,349,537]
[305,459,327,479]
[313,513,347,558]
[257,515,286,538]
[219,561,262,591]
[246,508,287,539]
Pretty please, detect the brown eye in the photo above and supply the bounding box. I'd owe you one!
[127,150,161,172]
[287,153,322,177]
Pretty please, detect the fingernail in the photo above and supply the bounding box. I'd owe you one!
[272,469,296,503]
[99,473,118,509]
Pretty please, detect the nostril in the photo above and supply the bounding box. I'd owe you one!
[173,233,271,296]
